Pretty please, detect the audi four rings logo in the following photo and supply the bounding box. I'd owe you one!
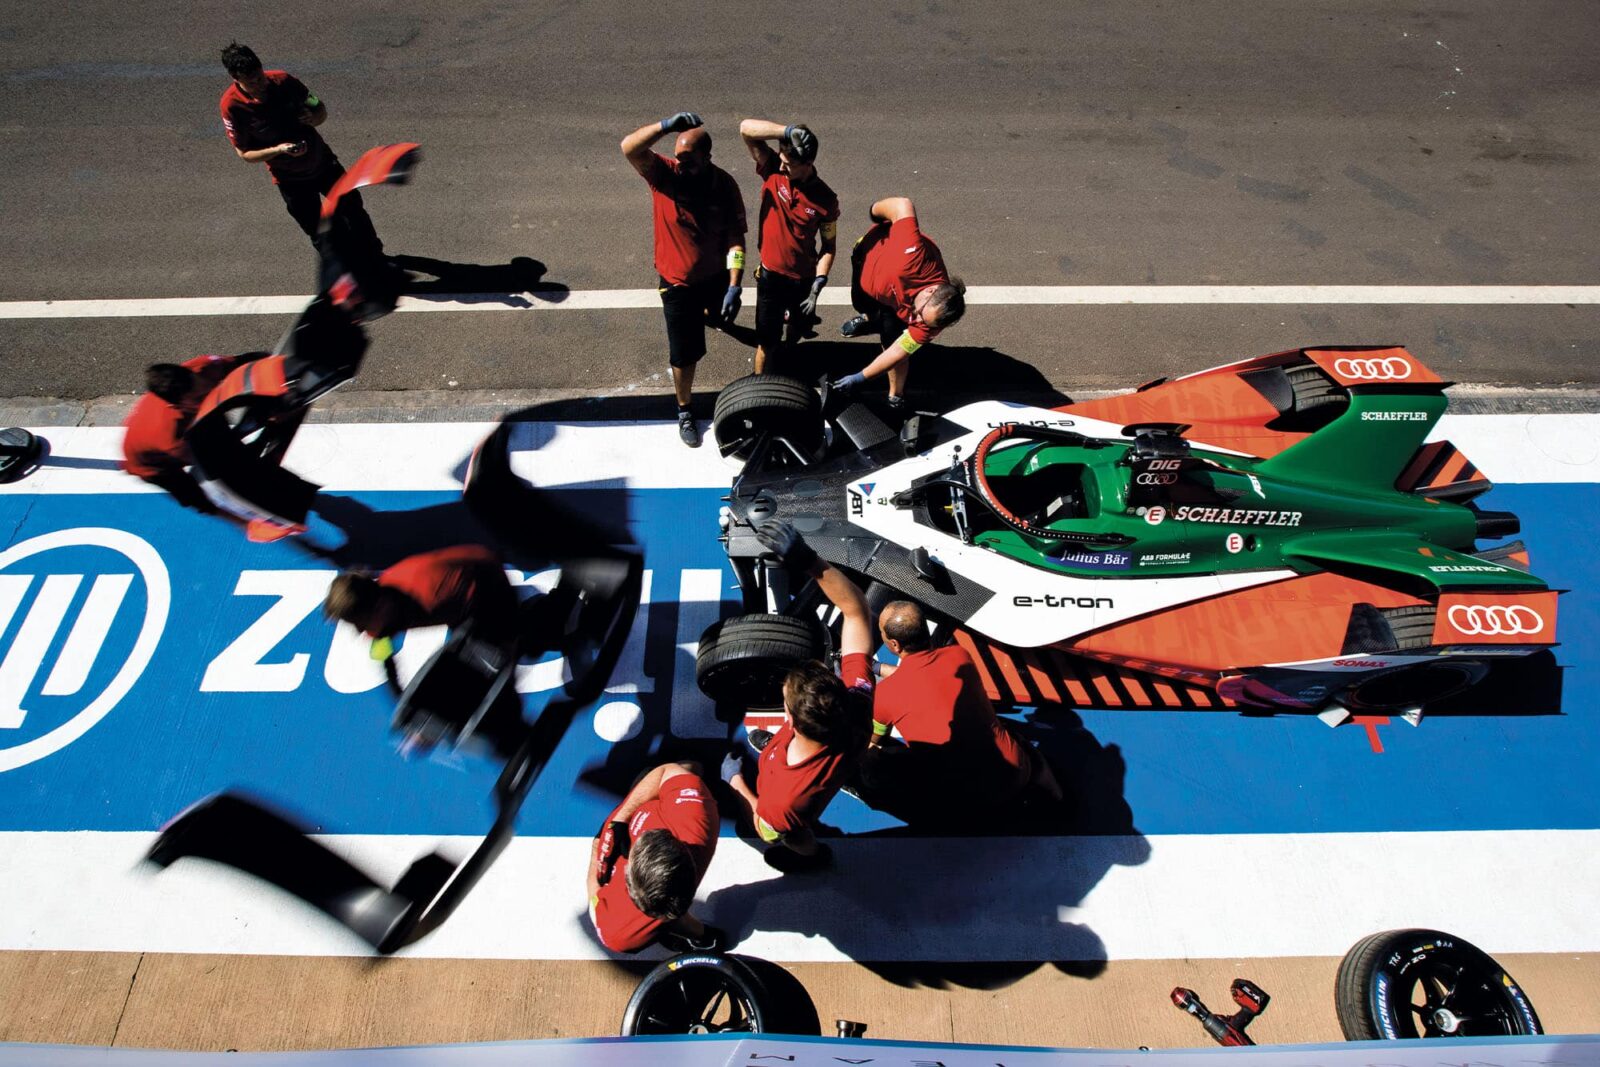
[1135,472,1178,486]
[1446,604,1545,636]
[1332,356,1412,380]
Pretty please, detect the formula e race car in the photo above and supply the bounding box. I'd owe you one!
[698,347,1559,721]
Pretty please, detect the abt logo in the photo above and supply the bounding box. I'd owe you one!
[0,529,169,772]
[1333,356,1412,380]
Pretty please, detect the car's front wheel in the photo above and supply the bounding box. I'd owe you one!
[621,953,820,1035]
[696,613,828,708]
[712,374,824,464]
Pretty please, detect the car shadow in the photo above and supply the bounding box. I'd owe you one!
[764,340,1072,409]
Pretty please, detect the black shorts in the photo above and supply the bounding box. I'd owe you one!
[754,267,812,350]
[659,274,725,368]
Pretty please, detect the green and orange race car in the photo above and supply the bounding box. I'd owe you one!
[698,346,1559,721]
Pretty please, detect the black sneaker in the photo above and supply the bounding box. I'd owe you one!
[678,410,701,448]
[746,727,774,756]
[839,314,873,338]
[658,924,728,954]
[886,394,906,412]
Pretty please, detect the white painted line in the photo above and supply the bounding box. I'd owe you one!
[6,413,1598,499]
[2,829,1594,961]
[2,285,1598,320]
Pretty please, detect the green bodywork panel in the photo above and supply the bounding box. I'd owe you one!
[972,388,1547,592]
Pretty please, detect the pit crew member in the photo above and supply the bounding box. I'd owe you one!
[871,600,1062,811]
[220,41,383,256]
[833,197,966,409]
[121,356,262,513]
[722,522,873,873]
[587,762,725,954]
[620,112,748,447]
[322,544,520,659]
[738,119,839,374]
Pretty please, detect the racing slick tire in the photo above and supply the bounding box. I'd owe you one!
[696,613,828,708]
[712,374,824,463]
[1341,662,1485,711]
[621,953,819,1035]
[1286,363,1346,413]
[1382,605,1437,650]
[1335,928,1542,1040]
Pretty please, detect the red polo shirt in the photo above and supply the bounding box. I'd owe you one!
[373,545,519,641]
[755,154,839,279]
[858,216,951,345]
[873,645,1031,797]
[754,652,873,835]
[593,773,719,953]
[220,70,329,183]
[121,355,241,479]
[639,153,747,286]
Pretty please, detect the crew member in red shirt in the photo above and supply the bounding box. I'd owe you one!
[121,355,261,513]
[738,119,839,374]
[620,112,748,448]
[832,197,966,410]
[219,41,382,255]
[587,762,724,954]
[871,600,1061,813]
[723,522,873,873]
[322,544,520,656]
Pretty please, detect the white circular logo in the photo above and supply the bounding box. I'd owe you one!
[0,529,169,772]
[1135,473,1178,486]
[1446,604,1544,637]
[1225,532,1244,554]
[1145,506,1167,526]
[1332,356,1412,380]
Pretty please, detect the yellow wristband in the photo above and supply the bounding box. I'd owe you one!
[727,248,745,271]
[895,331,923,355]
[755,816,781,844]
[871,720,891,737]
[370,636,395,661]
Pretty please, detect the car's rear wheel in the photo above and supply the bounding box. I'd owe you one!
[621,953,819,1035]
[712,374,824,463]
[1335,928,1542,1039]
[696,613,828,708]
[1342,662,1484,710]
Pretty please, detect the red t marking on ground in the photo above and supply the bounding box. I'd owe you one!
[1350,715,1390,753]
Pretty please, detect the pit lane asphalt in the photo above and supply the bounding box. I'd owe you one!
[2,1,1598,403]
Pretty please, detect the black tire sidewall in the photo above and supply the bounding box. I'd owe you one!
[1335,928,1542,1040]
[620,953,774,1035]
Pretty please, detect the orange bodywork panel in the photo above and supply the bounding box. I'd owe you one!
[953,630,1237,710]
[1068,571,1426,672]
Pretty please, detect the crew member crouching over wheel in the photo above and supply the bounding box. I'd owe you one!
[722,522,874,874]
[588,762,725,954]
[121,355,267,515]
[322,544,520,659]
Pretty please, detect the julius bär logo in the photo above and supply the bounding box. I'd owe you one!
[0,529,169,771]
[1333,356,1412,380]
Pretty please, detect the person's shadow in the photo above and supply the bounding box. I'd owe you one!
[391,254,570,308]
[688,710,1148,990]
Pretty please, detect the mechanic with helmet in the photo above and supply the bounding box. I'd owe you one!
[322,544,520,659]
[620,112,748,448]
[722,522,874,873]
[122,356,269,514]
[831,198,966,411]
[869,600,1062,815]
[587,761,725,954]
[737,119,840,374]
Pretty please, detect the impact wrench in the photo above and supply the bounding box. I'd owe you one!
[1170,979,1270,1046]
